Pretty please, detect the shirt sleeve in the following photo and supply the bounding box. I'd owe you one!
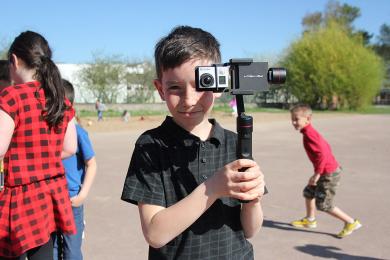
[121,138,166,207]
[77,126,95,161]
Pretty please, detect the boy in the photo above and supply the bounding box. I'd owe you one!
[53,79,97,260]
[0,60,11,88]
[0,60,10,191]
[290,104,361,238]
[121,26,265,259]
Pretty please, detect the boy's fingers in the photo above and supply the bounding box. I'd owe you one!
[234,170,262,182]
[230,159,257,170]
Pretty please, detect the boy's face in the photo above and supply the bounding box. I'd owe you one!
[154,58,221,132]
[291,110,311,131]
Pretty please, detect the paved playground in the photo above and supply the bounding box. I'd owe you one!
[81,113,390,260]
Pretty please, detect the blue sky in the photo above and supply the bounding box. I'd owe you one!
[1,0,389,64]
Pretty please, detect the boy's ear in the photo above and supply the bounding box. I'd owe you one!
[153,79,165,101]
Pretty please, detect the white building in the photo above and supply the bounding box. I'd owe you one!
[57,63,156,104]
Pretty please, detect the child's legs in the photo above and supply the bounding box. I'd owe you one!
[314,170,354,223]
[305,197,316,218]
[62,205,84,260]
[326,206,354,223]
[52,232,63,260]
[0,236,54,260]
[26,236,54,260]
[303,185,316,218]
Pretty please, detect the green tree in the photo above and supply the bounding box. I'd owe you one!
[282,21,385,110]
[77,53,126,103]
[124,60,156,103]
[0,39,10,59]
[302,0,372,44]
[372,24,390,88]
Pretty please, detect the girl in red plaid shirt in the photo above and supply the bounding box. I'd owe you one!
[0,31,77,259]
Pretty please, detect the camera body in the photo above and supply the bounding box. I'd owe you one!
[195,59,286,95]
[195,65,229,92]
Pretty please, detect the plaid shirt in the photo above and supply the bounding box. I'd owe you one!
[0,81,76,257]
[121,116,254,260]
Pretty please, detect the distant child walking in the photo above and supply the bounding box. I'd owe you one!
[121,25,265,259]
[53,79,97,260]
[290,104,361,238]
[0,31,77,259]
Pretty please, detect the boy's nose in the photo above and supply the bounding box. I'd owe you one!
[183,86,199,106]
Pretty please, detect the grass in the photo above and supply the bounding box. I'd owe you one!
[77,104,390,118]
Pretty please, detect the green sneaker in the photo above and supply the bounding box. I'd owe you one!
[291,217,317,228]
[337,219,362,238]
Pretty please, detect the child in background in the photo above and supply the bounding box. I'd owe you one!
[0,60,11,88]
[53,79,97,260]
[290,103,361,238]
[121,25,265,259]
[0,30,77,259]
[229,96,238,117]
[0,60,11,192]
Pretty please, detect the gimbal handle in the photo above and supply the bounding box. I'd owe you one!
[235,95,268,202]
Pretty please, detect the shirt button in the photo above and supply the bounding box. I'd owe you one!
[201,143,205,148]
[201,158,206,163]
[202,175,208,179]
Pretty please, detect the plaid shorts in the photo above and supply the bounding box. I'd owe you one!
[303,168,341,211]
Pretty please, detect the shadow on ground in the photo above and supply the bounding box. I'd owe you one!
[295,244,386,260]
[262,219,335,237]
[263,220,386,260]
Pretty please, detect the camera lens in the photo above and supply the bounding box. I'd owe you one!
[200,73,214,88]
[267,68,287,84]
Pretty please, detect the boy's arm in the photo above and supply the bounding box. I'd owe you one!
[71,156,97,207]
[240,163,265,238]
[62,118,77,158]
[138,181,217,249]
[138,159,263,248]
[0,110,14,159]
[241,198,263,238]
[308,172,321,186]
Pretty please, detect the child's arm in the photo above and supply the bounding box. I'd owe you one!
[308,173,321,186]
[71,156,97,207]
[0,110,14,159]
[138,159,263,248]
[239,163,265,238]
[62,118,77,158]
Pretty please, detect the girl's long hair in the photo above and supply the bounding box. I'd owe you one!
[8,31,66,128]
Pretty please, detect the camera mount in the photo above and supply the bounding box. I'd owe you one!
[195,58,287,199]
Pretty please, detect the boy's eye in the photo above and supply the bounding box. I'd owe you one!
[167,85,183,94]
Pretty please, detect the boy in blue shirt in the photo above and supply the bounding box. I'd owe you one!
[53,79,97,260]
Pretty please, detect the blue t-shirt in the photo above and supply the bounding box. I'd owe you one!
[63,124,95,197]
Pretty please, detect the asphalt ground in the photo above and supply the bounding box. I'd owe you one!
[82,113,390,260]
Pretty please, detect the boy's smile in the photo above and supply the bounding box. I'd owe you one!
[154,59,221,136]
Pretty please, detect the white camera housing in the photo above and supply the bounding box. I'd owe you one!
[195,65,229,92]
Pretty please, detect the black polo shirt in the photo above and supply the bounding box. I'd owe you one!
[121,116,254,260]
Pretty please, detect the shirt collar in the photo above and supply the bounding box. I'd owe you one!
[162,116,224,147]
[300,123,313,134]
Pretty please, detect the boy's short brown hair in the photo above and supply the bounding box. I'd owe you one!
[0,60,11,88]
[290,103,312,116]
[154,25,221,80]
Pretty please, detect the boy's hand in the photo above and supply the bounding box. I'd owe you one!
[70,194,86,207]
[206,159,265,201]
[308,173,320,186]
